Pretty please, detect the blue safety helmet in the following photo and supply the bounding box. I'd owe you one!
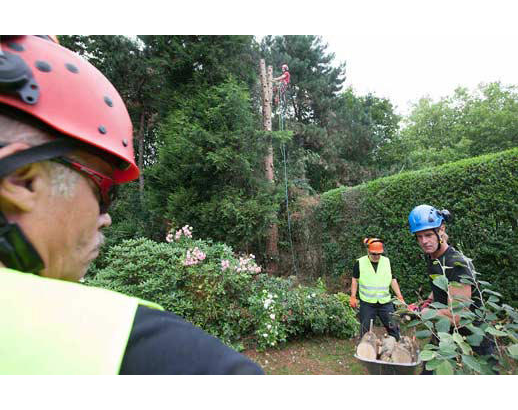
[408,205,451,234]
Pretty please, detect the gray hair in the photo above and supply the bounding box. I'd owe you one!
[0,112,79,197]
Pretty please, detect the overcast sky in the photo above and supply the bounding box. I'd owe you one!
[324,34,518,115]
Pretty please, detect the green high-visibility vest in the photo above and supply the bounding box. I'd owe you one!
[0,267,163,375]
[358,255,392,304]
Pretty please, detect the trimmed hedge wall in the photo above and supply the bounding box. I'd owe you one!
[316,148,518,306]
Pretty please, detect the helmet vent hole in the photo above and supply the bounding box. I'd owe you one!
[98,126,107,134]
[65,63,79,74]
[7,42,24,52]
[35,60,52,72]
[104,96,113,107]
[122,139,128,147]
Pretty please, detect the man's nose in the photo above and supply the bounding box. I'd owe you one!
[99,212,112,229]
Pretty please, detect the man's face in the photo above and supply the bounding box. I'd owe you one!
[32,150,113,281]
[415,227,443,255]
[368,251,382,263]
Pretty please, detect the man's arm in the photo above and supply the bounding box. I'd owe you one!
[350,277,358,308]
[390,278,405,303]
[120,306,264,375]
[422,284,471,326]
[272,73,287,82]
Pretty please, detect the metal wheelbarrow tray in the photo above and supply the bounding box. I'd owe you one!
[354,354,422,375]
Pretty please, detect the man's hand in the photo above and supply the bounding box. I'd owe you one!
[349,296,358,309]
[397,295,406,304]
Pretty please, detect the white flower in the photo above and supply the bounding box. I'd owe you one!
[262,333,268,338]
[266,324,272,330]
[312,293,316,298]
[270,314,275,320]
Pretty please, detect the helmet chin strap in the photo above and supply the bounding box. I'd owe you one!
[433,228,443,253]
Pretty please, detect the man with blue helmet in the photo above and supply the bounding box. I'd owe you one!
[408,205,496,373]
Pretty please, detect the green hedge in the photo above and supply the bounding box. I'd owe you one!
[316,147,518,306]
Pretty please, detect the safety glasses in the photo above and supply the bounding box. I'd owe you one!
[52,156,117,214]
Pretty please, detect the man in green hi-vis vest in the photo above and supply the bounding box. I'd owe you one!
[0,35,263,375]
[349,238,406,340]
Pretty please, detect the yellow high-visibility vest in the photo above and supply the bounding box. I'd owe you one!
[358,255,392,304]
[0,267,163,374]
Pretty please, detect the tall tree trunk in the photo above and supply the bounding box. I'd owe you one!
[260,59,278,274]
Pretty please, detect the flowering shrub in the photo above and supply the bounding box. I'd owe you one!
[88,225,359,351]
[166,225,193,242]
[183,247,206,266]
[248,289,288,350]
[249,275,359,350]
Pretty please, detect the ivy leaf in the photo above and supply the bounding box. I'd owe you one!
[466,333,483,347]
[435,317,451,333]
[430,302,448,309]
[461,354,482,373]
[486,326,507,337]
[425,358,442,371]
[433,275,449,292]
[416,329,432,339]
[422,309,438,320]
[406,320,421,328]
[419,350,436,361]
[435,360,454,375]
[507,344,518,359]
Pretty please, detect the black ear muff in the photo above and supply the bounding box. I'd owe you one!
[0,51,40,105]
[0,213,44,274]
[440,209,452,223]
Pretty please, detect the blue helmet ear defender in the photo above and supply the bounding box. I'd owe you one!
[408,205,451,234]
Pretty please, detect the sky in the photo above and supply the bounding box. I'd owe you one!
[325,33,518,115]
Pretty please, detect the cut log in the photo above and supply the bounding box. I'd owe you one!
[356,333,378,360]
[380,335,396,358]
[399,336,418,362]
[356,320,378,360]
[391,344,413,364]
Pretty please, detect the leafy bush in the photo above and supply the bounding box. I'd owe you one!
[248,276,359,350]
[88,227,359,351]
[395,257,518,374]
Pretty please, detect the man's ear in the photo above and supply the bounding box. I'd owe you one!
[0,162,47,213]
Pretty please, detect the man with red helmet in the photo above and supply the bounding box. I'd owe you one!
[272,63,290,105]
[0,36,263,374]
[349,238,405,340]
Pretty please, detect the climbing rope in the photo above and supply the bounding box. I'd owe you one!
[277,86,299,276]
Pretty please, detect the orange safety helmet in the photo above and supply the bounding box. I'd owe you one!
[0,35,138,183]
[363,238,384,253]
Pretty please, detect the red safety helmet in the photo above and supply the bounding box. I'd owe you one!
[0,35,138,183]
[363,237,384,253]
[281,64,289,72]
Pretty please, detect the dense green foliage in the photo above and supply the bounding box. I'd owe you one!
[144,78,280,249]
[395,260,518,374]
[87,229,359,350]
[316,148,518,306]
[379,83,518,172]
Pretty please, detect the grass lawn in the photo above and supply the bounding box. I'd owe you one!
[243,335,369,375]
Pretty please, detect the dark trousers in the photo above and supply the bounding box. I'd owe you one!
[359,300,400,341]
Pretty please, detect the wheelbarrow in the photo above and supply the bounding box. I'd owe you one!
[354,354,422,375]
[353,318,422,375]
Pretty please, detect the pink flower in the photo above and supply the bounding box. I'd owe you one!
[221,259,230,271]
